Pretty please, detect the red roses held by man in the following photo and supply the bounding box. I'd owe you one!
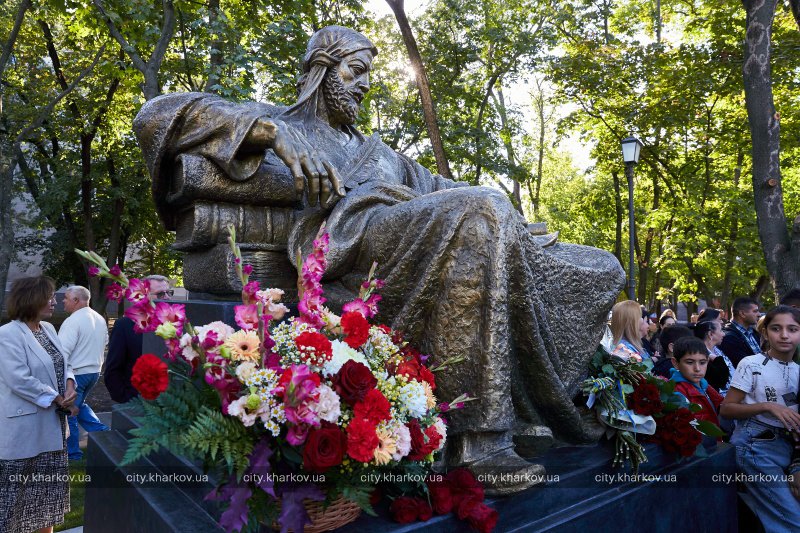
[390,469,498,533]
[627,381,663,416]
[652,408,703,457]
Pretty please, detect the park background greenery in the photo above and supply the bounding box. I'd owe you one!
[2,0,799,316]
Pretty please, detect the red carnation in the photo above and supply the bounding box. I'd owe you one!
[346,417,379,463]
[390,496,419,524]
[302,425,346,473]
[418,365,436,390]
[131,353,169,400]
[396,359,421,380]
[333,360,377,405]
[353,388,391,424]
[627,382,663,416]
[341,311,370,348]
[295,331,333,367]
[407,419,436,460]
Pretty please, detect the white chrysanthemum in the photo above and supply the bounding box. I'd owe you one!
[432,416,447,451]
[314,384,341,423]
[322,339,369,377]
[392,422,411,460]
[235,362,258,383]
[398,380,428,418]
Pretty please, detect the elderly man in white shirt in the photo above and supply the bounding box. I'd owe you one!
[58,285,110,460]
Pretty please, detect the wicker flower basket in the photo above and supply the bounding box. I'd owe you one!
[270,496,362,532]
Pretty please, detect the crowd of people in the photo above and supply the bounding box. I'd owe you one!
[609,292,800,532]
[0,274,171,533]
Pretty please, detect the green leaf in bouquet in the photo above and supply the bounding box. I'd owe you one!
[694,420,726,437]
[621,383,634,395]
[641,359,654,372]
[601,364,616,376]
[341,485,377,517]
[688,403,703,413]
[659,380,677,394]
[279,443,303,466]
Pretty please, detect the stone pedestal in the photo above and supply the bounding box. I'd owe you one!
[85,404,738,533]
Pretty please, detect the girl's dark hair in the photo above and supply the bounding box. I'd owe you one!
[7,276,56,322]
[659,325,694,355]
[659,315,675,327]
[693,320,720,341]
[673,337,709,361]
[697,308,721,323]
[758,305,800,340]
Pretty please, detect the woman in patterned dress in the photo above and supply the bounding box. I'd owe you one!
[0,276,77,533]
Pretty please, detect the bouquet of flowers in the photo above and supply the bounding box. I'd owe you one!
[581,348,724,472]
[77,225,491,533]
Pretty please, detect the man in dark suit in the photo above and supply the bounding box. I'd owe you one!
[719,296,761,369]
[104,275,173,403]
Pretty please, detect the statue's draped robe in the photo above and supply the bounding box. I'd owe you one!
[134,93,625,444]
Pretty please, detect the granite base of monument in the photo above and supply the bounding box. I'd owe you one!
[84,405,738,533]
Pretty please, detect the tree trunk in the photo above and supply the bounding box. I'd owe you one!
[386,0,452,179]
[533,82,546,218]
[742,0,800,297]
[493,86,523,214]
[203,0,223,93]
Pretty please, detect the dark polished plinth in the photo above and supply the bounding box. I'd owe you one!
[85,406,737,533]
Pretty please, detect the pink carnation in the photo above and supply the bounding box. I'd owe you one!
[234,304,259,331]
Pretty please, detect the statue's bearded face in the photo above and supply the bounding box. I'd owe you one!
[322,49,373,126]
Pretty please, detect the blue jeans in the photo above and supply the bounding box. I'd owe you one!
[67,372,110,460]
[731,419,800,532]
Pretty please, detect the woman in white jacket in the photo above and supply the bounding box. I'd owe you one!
[0,276,76,533]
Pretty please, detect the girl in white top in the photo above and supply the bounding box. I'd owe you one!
[720,305,800,532]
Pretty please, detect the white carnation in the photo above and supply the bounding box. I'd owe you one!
[235,362,258,383]
[314,384,341,423]
[227,397,256,427]
[322,339,369,377]
[392,423,412,460]
[196,321,234,348]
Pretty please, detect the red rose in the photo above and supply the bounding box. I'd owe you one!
[346,417,379,462]
[353,388,391,424]
[341,311,370,348]
[302,425,346,473]
[465,502,499,533]
[424,424,443,452]
[446,468,485,505]
[377,324,392,335]
[456,496,481,520]
[131,353,169,400]
[428,480,453,514]
[415,498,433,521]
[295,331,333,367]
[333,360,377,405]
[390,496,418,524]
[627,382,663,416]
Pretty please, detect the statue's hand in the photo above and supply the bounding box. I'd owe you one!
[266,118,345,208]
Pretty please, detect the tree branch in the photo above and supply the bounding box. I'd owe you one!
[0,0,32,80]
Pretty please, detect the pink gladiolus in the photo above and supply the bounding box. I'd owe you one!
[125,301,158,333]
[154,302,186,331]
[109,264,122,277]
[234,304,259,331]
[163,338,181,361]
[125,279,151,303]
[242,264,254,275]
[88,266,100,277]
[275,365,321,438]
[106,283,125,303]
[234,257,241,265]
[241,281,259,304]
[297,230,328,329]
[342,294,381,319]
[286,424,310,446]
[266,301,289,321]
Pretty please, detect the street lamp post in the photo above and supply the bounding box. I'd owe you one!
[621,135,643,302]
